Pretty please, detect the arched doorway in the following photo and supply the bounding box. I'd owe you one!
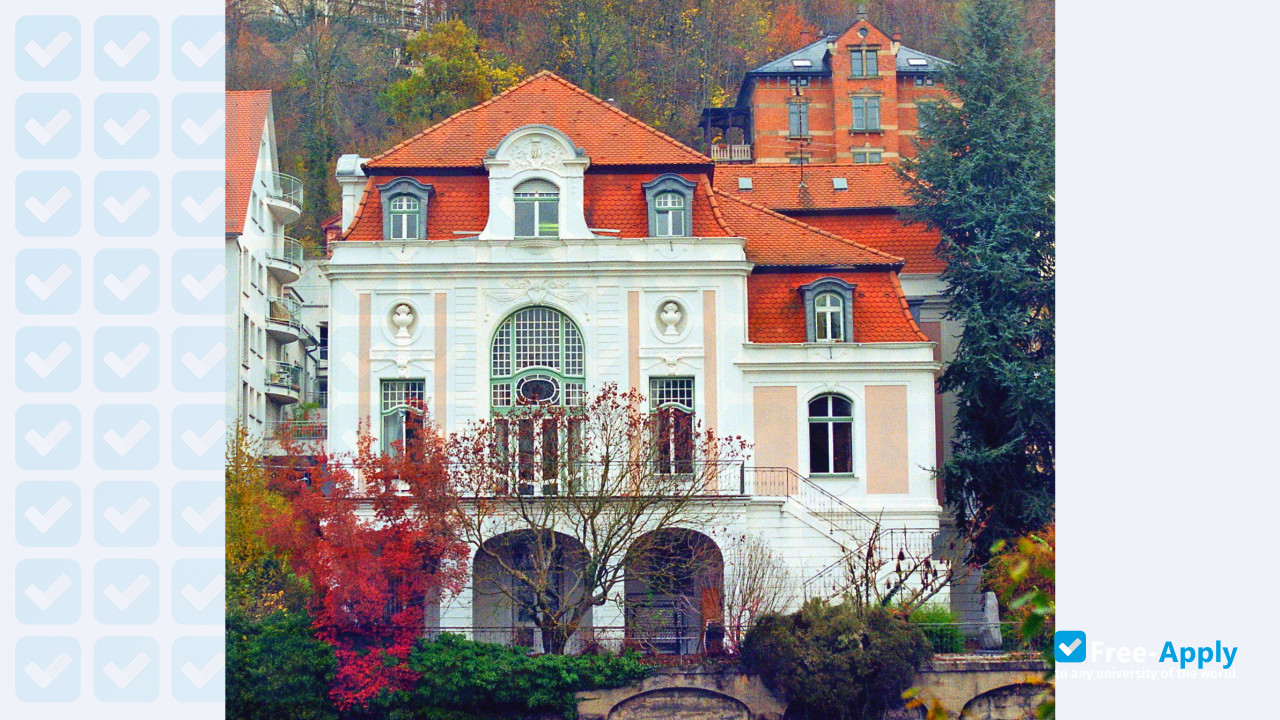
[471,529,593,653]
[624,528,724,655]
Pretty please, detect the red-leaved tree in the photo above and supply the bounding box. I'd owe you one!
[263,411,469,710]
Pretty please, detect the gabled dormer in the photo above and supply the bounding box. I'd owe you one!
[479,124,593,241]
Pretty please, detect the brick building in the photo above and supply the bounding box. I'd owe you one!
[701,9,949,166]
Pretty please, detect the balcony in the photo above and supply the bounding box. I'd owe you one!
[710,144,752,162]
[266,295,303,344]
[264,171,304,224]
[267,419,326,440]
[266,236,304,284]
[264,360,303,404]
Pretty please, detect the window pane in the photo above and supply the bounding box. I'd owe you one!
[869,152,881,163]
[831,396,852,417]
[868,98,880,129]
[537,199,558,236]
[671,209,684,236]
[866,51,878,75]
[854,152,866,163]
[515,202,535,237]
[832,422,853,472]
[809,423,830,473]
[853,99,865,129]
[809,397,830,417]
[850,51,863,77]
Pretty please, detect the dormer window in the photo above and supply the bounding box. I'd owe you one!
[379,177,434,241]
[389,195,420,240]
[654,192,686,236]
[799,277,857,343]
[514,179,559,238]
[814,292,845,341]
[642,174,696,238]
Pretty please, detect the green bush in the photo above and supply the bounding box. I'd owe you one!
[741,599,931,720]
[381,633,652,719]
[227,607,338,720]
[909,605,965,654]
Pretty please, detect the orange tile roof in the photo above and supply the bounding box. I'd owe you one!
[748,270,928,343]
[366,71,710,169]
[713,163,913,210]
[225,90,272,233]
[796,212,944,273]
[343,171,730,242]
[712,190,903,268]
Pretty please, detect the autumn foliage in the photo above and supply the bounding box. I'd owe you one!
[262,416,469,710]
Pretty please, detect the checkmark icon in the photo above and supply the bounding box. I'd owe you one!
[103,652,150,688]
[181,343,225,379]
[181,266,225,300]
[25,264,73,301]
[1054,630,1087,662]
[180,501,222,533]
[26,342,73,378]
[180,31,224,67]
[102,497,150,532]
[102,109,151,145]
[26,419,72,456]
[103,342,150,378]
[25,31,72,67]
[180,187,224,222]
[25,574,74,611]
[181,578,221,611]
[102,187,151,222]
[103,265,150,300]
[26,652,72,688]
[25,187,73,223]
[103,420,151,455]
[1059,638,1081,656]
[102,31,150,67]
[103,574,150,610]
[181,654,223,688]
[181,109,225,145]
[26,496,73,533]
[26,109,73,146]
[181,421,225,456]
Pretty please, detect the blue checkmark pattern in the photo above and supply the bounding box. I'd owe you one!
[10,4,226,712]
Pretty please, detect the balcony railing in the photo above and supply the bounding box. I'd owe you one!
[710,144,752,162]
[266,296,303,340]
[266,360,302,391]
[266,172,304,208]
[269,236,304,268]
[268,419,326,440]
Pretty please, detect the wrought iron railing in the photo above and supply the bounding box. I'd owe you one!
[268,419,326,440]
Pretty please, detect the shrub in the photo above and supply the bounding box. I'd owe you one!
[227,607,338,720]
[381,633,652,719]
[741,599,931,720]
[909,605,965,654]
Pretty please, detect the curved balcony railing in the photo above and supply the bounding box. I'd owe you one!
[266,296,303,343]
[267,172,304,208]
[266,236,304,283]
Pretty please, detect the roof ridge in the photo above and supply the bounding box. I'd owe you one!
[888,271,930,342]
[747,35,833,73]
[367,71,709,167]
[699,176,733,236]
[712,188,905,266]
[339,177,375,241]
[537,73,711,164]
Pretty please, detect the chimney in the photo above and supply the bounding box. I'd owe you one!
[891,31,902,54]
[800,29,813,46]
[334,154,368,233]
[856,4,868,22]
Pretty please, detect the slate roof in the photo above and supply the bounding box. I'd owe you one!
[225,90,272,233]
[895,46,952,73]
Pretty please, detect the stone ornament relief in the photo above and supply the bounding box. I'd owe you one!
[509,136,568,172]
[484,279,589,305]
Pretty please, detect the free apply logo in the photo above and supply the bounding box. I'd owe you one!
[1055,630,1239,670]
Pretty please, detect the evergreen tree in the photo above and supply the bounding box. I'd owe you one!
[900,0,1054,559]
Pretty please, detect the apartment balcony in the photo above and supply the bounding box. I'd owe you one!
[264,360,303,404]
[709,144,752,162]
[266,295,303,344]
[266,236,304,284]
[267,419,326,441]
[265,171,304,224]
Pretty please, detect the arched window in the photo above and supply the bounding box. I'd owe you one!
[814,291,844,342]
[491,307,586,492]
[809,394,854,474]
[388,195,420,240]
[514,179,559,238]
[654,192,686,236]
